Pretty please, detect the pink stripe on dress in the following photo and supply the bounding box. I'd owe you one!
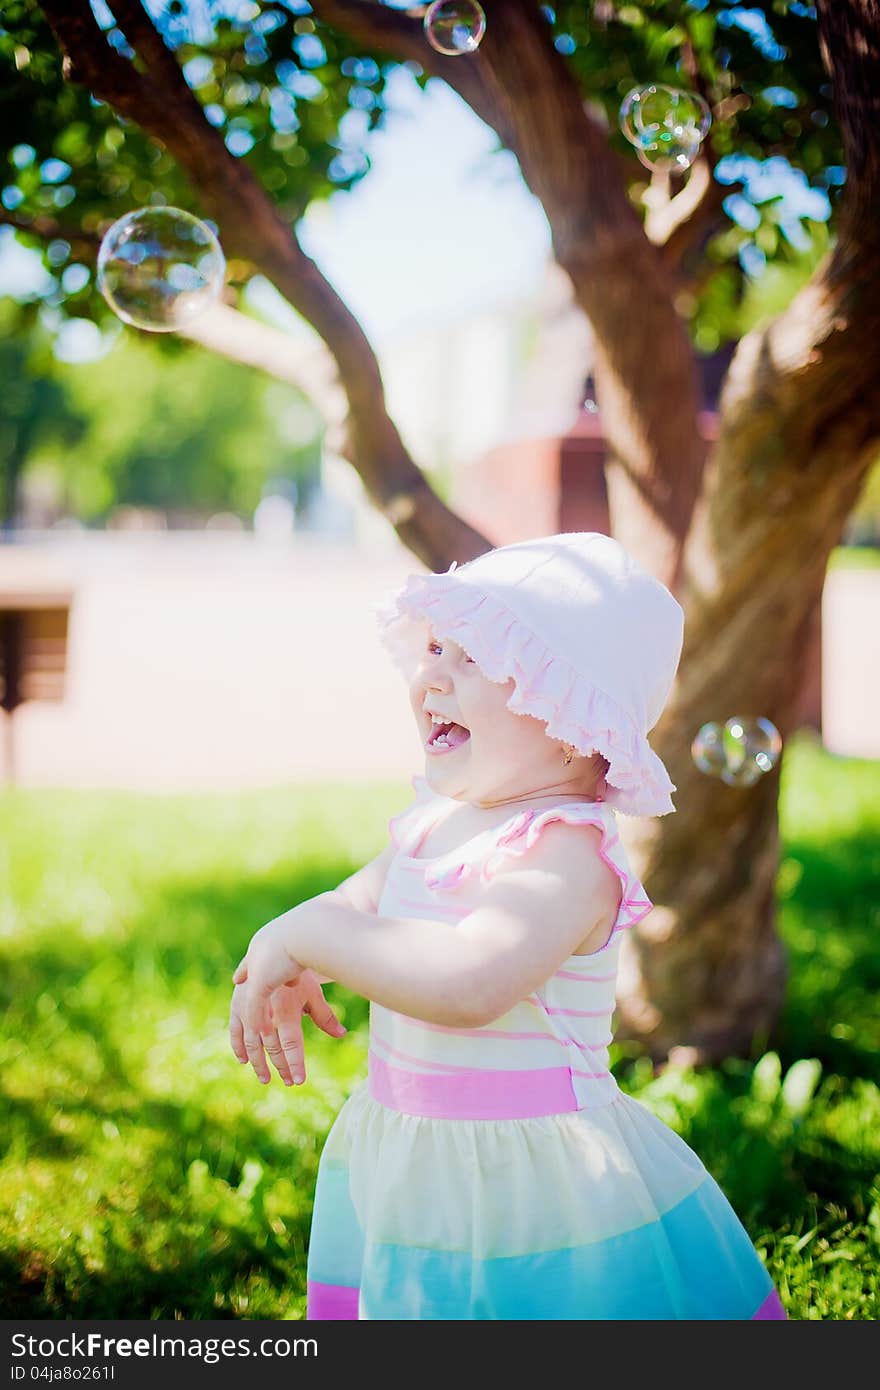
[368,1049,614,1119]
[307,1280,359,1320]
[752,1289,787,1319]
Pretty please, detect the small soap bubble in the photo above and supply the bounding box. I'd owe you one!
[97,206,226,332]
[583,397,599,413]
[692,716,783,787]
[720,717,782,786]
[424,0,486,56]
[631,84,711,142]
[719,739,765,788]
[619,84,711,172]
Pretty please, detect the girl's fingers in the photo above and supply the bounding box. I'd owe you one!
[275,1015,306,1085]
[242,1025,271,1084]
[306,991,347,1040]
[261,1033,295,1087]
[229,1007,248,1064]
[232,960,248,984]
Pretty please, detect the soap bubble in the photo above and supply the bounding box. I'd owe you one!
[692,717,783,787]
[619,84,711,172]
[97,206,226,332]
[720,717,782,786]
[424,1,486,55]
[623,84,712,143]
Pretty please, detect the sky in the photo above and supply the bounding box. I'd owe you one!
[292,66,552,344]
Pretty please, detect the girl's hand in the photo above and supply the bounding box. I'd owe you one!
[231,916,306,1036]
[229,972,346,1086]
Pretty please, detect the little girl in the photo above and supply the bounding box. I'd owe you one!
[229,530,787,1321]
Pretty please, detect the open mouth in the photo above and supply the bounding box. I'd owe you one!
[425,720,471,753]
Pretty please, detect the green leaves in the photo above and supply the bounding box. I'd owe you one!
[781,1057,824,1116]
[748,1051,824,1121]
[1,1,400,327]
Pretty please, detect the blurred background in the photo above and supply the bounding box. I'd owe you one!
[1,59,877,787]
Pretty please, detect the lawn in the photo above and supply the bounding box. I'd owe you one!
[0,733,877,1320]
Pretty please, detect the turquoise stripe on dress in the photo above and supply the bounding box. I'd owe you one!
[358,1177,776,1320]
[306,1159,362,1290]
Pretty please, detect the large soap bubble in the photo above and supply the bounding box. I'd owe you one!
[97,206,226,332]
[692,716,783,787]
[619,84,711,172]
[424,1,486,56]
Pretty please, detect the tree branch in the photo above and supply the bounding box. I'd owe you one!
[817,0,880,228]
[40,0,155,125]
[311,0,490,109]
[106,0,204,98]
[311,0,426,52]
[178,302,349,440]
[646,158,729,270]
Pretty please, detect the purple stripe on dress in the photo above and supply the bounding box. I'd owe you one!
[368,1049,605,1119]
[307,1280,359,1320]
[752,1288,787,1319]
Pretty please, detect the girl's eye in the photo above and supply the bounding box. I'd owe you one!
[427,641,475,663]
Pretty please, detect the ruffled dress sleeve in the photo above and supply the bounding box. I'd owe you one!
[422,801,652,956]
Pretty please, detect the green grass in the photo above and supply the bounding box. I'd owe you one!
[828,544,880,569]
[1,737,878,1320]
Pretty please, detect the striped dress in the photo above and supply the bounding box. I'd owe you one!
[306,775,786,1320]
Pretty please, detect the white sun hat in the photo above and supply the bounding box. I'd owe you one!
[370,531,685,817]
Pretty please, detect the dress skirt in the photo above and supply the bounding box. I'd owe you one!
[305,1078,786,1321]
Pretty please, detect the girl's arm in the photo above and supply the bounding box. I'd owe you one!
[289,842,399,988]
[275,823,618,1027]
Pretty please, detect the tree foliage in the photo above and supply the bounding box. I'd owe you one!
[0,2,846,353]
[55,331,321,519]
[0,298,86,524]
[3,310,322,520]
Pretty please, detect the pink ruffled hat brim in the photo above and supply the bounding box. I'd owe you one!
[371,562,678,818]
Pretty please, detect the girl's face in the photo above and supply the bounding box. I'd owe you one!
[410,627,599,808]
